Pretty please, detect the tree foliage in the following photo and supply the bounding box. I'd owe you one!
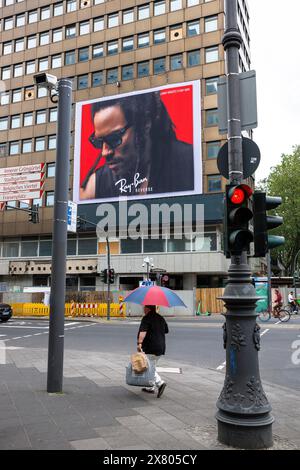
[257,145,300,275]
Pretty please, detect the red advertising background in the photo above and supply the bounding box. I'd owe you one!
[79,84,194,186]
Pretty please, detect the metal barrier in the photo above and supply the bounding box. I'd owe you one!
[11,303,126,318]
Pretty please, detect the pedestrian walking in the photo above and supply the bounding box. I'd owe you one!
[137,305,169,398]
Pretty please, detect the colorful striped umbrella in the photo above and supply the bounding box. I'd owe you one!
[123,285,187,308]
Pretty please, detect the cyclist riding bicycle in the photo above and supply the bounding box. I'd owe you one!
[288,291,298,313]
[274,288,283,315]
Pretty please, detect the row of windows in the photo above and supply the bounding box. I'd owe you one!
[1,16,218,56]
[0,136,58,156]
[1,0,214,31]
[0,109,57,131]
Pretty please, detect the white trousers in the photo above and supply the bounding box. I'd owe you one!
[146,354,163,389]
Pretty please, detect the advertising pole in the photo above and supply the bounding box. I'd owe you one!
[47,79,72,393]
[216,1,273,448]
[106,236,111,321]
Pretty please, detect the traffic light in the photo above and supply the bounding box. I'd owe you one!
[76,216,81,231]
[224,183,254,257]
[100,269,108,284]
[28,204,39,224]
[253,191,285,257]
[108,268,115,284]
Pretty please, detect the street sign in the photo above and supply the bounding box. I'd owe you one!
[217,137,261,179]
[0,173,44,184]
[0,163,45,176]
[0,181,44,193]
[139,280,155,287]
[217,70,258,134]
[0,190,43,202]
[67,201,77,233]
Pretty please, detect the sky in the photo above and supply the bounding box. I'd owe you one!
[248,0,300,182]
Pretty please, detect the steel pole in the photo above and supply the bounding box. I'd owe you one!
[106,236,111,321]
[216,0,273,449]
[47,79,72,393]
[267,252,272,313]
[293,249,300,299]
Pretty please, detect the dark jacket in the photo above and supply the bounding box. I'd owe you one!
[95,139,194,198]
[138,312,169,356]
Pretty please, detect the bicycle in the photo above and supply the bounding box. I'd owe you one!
[258,305,291,323]
[284,303,300,315]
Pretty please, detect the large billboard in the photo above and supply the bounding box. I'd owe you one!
[73,81,202,204]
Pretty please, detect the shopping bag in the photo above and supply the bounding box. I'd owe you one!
[131,352,148,373]
[126,356,155,387]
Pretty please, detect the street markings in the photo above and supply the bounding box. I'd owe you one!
[156,367,182,374]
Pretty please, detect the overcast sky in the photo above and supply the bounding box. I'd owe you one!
[248,0,300,182]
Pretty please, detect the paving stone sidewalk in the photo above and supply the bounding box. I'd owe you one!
[0,345,299,450]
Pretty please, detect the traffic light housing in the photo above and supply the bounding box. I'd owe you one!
[108,268,115,284]
[28,204,39,224]
[253,191,285,257]
[224,184,254,257]
[100,269,108,284]
[76,216,81,231]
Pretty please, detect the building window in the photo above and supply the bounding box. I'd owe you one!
[78,238,97,255]
[26,61,36,75]
[16,14,26,27]
[10,141,20,156]
[0,117,8,131]
[206,109,219,126]
[12,89,22,103]
[67,0,77,12]
[2,67,11,81]
[53,29,63,42]
[187,50,200,67]
[49,108,58,122]
[22,140,32,153]
[0,92,10,106]
[15,39,25,52]
[79,21,90,35]
[122,37,134,52]
[187,0,200,5]
[3,42,13,55]
[108,13,119,28]
[35,137,46,152]
[123,9,134,24]
[138,4,150,20]
[92,71,104,87]
[154,57,166,74]
[4,18,14,30]
[170,54,183,70]
[46,192,55,206]
[208,175,222,192]
[154,1,166,16]
[39,58,49,72]
[107,41,118,56]
[153,28,166,44]
[54,2,64,16]
[137,33,150,48]
[13,64,23,78]
[78,75,89,89]
[122,64,134,81]
[37,87,47,98]
[206,77,218,95]
[167,236,191,253]
[27,36,37,49]
[47,163,56,178]
[207,141,220,159]
[11,115,21,129]
[48,136,57,150]
[65,50,76,65]
[107,68,118,84]
[52,55,62,69]
[187,20,200,37]
[66,25,76,39]
[0,143,8,157]
[120,239,142,254]
[24,113,33,127]
[28,10,38,23]
[36,110,47,125]
[205,15,218,33]
[40,32,50,46]
[94,17,104,32]
[170,0,182,12]
[93,44,104,58]
[41,6,51,20]
[79,47,89,62]
[205,46,219,63]
[137,61,150,78]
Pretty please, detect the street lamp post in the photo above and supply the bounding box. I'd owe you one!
[39,77,73,394]
[142,257,154,282]
[216,0,273,449]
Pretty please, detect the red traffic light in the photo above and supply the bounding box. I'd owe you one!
[229,184,253,205]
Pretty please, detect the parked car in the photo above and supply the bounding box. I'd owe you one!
[0,303,13,322]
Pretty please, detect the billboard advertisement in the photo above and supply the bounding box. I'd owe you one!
[73,81,202,204]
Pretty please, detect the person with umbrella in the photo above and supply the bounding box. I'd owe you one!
[137,305,169,398]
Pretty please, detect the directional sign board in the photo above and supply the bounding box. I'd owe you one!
[0,164,45,202]
[67,201,77,233]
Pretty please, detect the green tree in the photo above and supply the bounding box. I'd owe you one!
[258,145,300,275]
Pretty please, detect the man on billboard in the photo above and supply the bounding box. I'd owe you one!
[79,89,195,200]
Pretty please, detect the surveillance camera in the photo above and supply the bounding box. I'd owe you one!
[34,73,58,90]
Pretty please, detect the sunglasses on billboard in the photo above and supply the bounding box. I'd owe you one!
[89,124,131,150]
